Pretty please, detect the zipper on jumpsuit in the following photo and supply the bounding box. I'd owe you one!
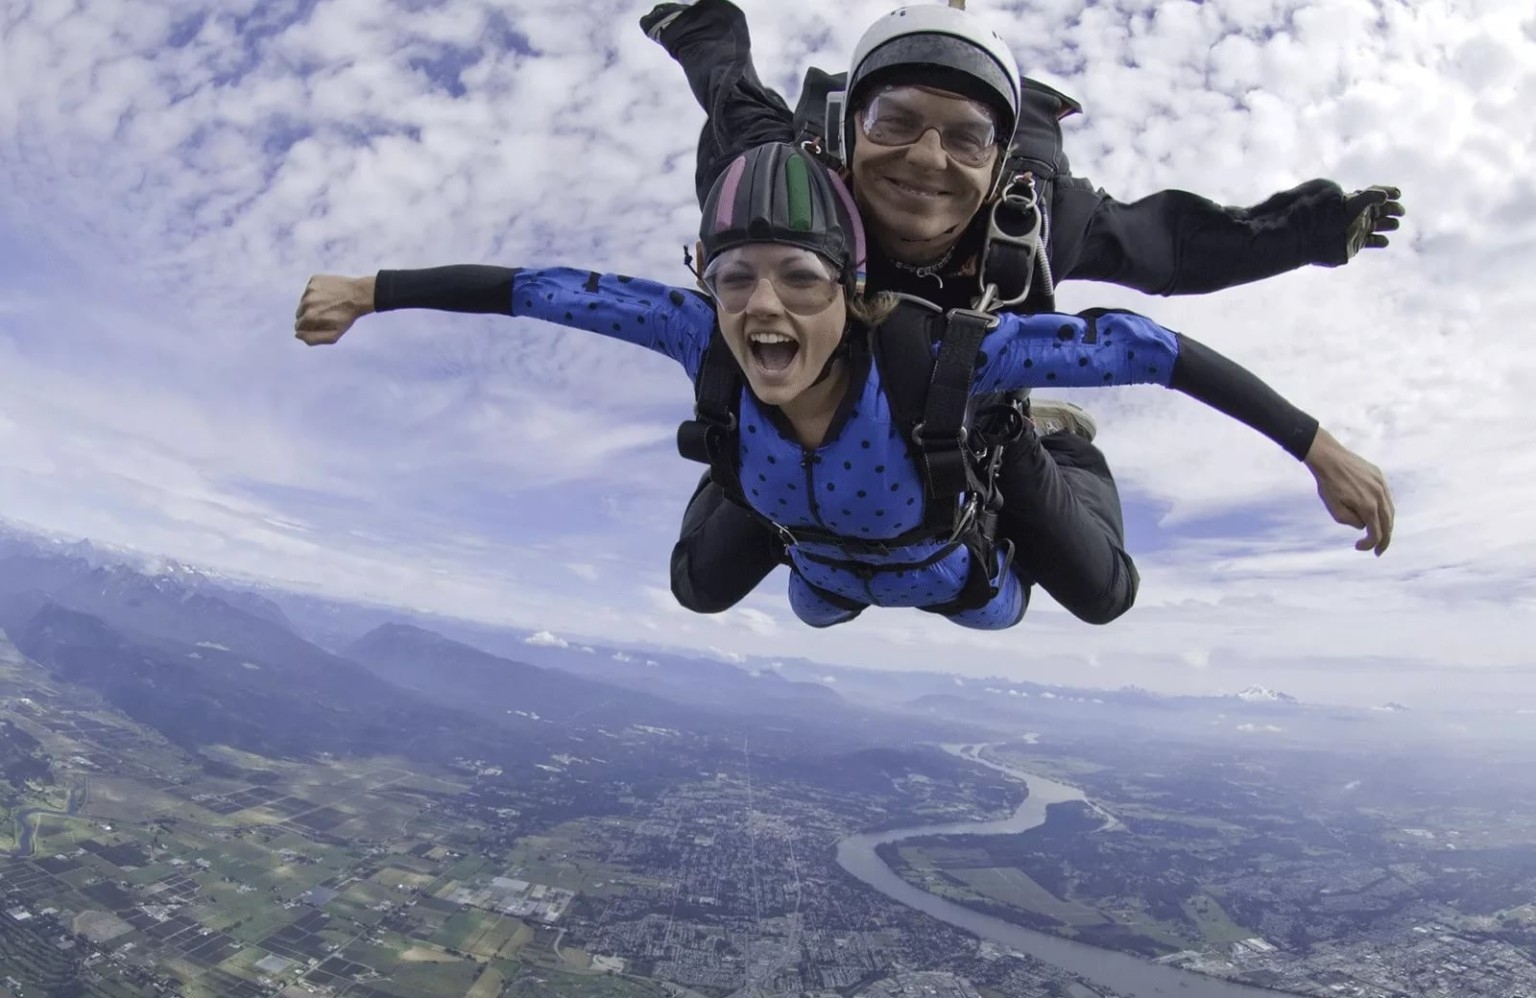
[802,447,875,604]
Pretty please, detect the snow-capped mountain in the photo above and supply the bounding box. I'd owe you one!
[1233,686,1299,704]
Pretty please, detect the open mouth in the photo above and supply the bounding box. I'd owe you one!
[749,331,799,373]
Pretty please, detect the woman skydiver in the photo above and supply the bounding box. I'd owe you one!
[294,141,1392,632]
[638,1,1400,623]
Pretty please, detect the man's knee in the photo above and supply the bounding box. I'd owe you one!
[1069,554,1140,625]
[670,549,742,614]
[672,478,742,613]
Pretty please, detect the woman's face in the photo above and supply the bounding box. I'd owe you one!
[849,85,1000,262]
[704,244,849,409]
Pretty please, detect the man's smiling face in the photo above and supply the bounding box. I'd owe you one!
[849,85,1000,264]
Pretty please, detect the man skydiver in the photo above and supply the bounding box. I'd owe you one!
[640,0,1401,624]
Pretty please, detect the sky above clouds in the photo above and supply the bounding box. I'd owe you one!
[1,0,1533,709]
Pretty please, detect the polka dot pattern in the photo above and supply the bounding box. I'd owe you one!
[512,268,714,380]
[973,309,1182,395]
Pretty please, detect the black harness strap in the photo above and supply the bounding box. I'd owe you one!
[870,296,939,438]
[677,332,747,506]
[913,308,995,509]
[919,536,1018,619]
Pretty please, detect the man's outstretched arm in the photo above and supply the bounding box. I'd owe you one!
[1051,176,1405,296]
[640,0,797,206]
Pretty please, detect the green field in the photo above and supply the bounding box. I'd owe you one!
[495,823,680,902]
[492,957,672,997]
[900,843,992,867]
[431,908,507,953]
[1183,892,1254,945]
[374,953,484,996]
[948,866,1107,926]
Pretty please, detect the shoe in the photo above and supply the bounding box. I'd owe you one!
[640,2,696,44]
[1028,399,1097,441]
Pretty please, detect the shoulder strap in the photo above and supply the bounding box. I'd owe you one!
[676,332,749,507]
[914,309,994,514]
[873,299,1000,528]
[870,296,941,441]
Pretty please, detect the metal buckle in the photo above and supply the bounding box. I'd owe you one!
[947,495,980,545]
[910,420,966,450]
[945,307,1002,329]
[976,172,1044,313]
[773,522,798,549]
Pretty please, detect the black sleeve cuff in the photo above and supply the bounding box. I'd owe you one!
[374,266,519,315]
[1169,334,1320,460]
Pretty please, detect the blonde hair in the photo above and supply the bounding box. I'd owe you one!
[847,291,901,327]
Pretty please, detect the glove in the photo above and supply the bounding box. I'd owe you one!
[640,2,695,44]
[1342,185,1405,259]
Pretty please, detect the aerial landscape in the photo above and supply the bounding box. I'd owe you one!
[2,527,1533,998]
[2,0,1532,995]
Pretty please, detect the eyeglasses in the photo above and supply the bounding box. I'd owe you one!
[702,250,842,316]
[857,85,1000,168]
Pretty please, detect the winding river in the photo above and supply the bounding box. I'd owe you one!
[835,744,1283,998]
[11,807,68,858]
[9,783,86,858]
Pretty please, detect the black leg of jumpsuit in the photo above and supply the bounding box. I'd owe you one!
[996,430,1141,625]
[672,472,787,614]
[651,0,798,205]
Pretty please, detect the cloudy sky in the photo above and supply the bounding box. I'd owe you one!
[1,0,1532,709]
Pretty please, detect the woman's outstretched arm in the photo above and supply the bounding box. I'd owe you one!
[974,309,1395,554]
[295,267,717,377]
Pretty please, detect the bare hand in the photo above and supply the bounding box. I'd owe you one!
[295,274,376,346]
[1304,427,1394,556]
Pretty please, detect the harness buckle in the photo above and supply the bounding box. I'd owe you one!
[972,397,1028,449]
[910,420,967,450]
[947,495,980,545]
[977,172,1044,313]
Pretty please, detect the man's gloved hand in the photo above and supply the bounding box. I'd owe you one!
[640,2,696,44]
[1343,185,1405,259]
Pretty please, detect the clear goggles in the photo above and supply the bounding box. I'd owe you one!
[856,85,1000,168]
[702,247,842,316]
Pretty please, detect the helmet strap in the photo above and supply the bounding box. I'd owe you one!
[688,239,707,293]
[809,325,855,388]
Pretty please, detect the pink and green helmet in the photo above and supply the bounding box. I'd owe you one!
[699,142,868,299]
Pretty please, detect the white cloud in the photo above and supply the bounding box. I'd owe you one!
[524,630,568,648]
[566,563,600,582]
[0,0,1532,709]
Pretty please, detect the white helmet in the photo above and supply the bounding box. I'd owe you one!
[845,5,1023,142]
